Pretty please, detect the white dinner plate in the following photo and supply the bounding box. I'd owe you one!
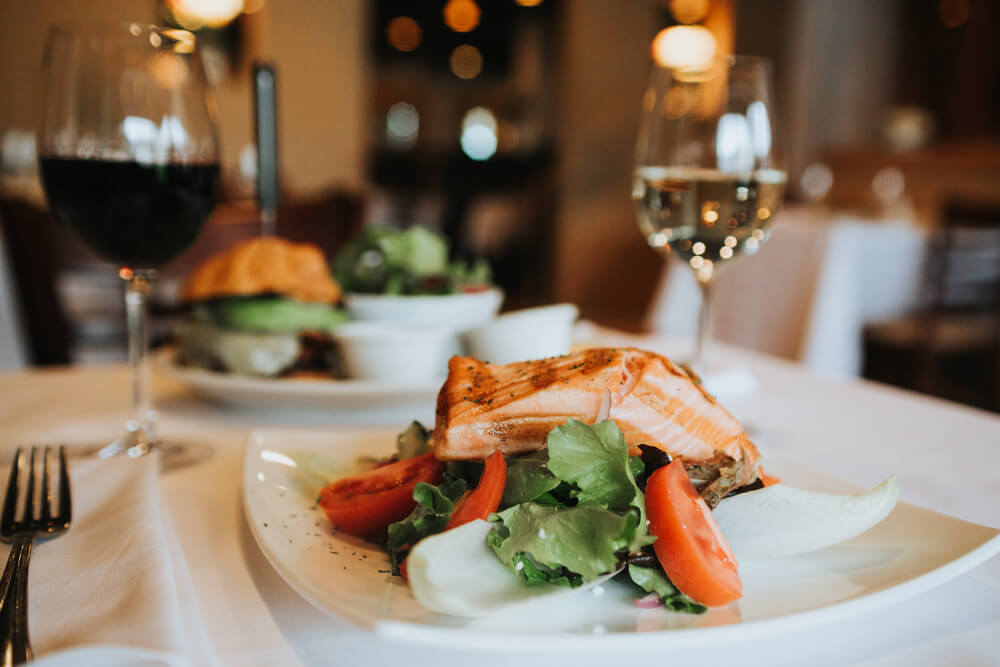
[242,428,1000,652]
[155,348,440,418]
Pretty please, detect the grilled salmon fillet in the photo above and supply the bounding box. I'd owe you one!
[433,348,759,484]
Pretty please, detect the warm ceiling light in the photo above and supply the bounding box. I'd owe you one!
[668,0,710,24]
[167,0,244,29]
[515,0,544,6]
[651,25,716,69]
[443,0,481,33]
[449,44,483,79]
[387,16,422,52]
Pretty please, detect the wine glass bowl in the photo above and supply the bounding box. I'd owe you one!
[39,24,219,269]
[38,23,220,454]
[633,55,786,371]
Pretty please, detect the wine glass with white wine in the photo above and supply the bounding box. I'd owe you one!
[633,55,786,375]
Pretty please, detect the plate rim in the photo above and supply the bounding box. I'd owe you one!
[242,427,1000,651]
[155,346,442,398]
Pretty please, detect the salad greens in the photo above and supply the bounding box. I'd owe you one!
[387,479,467,573]
[488,503,638,582]
[333,225,491,295]
[498,451,560,507]
[396,421,432,459]
[489,419,654,582]
[386,418,705,613]
[192,296,349,333]
[627,564,708,614]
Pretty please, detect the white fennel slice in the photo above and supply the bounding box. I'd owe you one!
[713,477,900,560]
[407,519,619,617]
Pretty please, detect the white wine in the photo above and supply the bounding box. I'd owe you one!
[632,167,787,281]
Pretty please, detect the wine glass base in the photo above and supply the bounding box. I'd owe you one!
[96,413,160,458]
[91,435,212,473]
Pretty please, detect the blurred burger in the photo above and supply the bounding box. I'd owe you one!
[175,237,348,377]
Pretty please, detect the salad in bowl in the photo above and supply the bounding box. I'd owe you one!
[334,225,503,331]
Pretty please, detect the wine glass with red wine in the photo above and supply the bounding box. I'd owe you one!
[39,23,220,455]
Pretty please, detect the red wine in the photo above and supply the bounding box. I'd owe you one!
[39,157,220,268]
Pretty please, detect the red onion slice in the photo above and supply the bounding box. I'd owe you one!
[634,593,662,608]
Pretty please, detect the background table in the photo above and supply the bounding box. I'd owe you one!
[648,207,928,378]
[0,330,998,666]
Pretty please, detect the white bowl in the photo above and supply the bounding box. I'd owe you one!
[343,288,504,331]
[333,322,453,383]
[463,303,579,364]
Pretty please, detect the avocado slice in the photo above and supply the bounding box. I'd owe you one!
[199,297,349,334]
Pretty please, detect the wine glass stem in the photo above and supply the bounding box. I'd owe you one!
[693,277,714,375]
[124,270,156,442]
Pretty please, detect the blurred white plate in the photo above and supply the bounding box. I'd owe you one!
[155,348,440,417]
[242,428,1000,652]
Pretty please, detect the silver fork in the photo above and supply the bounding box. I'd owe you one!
[0,447,72,666]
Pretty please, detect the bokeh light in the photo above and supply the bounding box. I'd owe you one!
[450,44,483,79]
[387,16,422,52]
[938,0,971,27]
[386,102,420,148]
[460,107,498,161]
[167,0,243,30]
[669,0,710,24]
[443,0,481,33]
[651,25,716,69]
[872,167,906,207]
[800,163,834,202]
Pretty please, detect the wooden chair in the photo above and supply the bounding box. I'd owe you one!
[863,199,1000,411]
[0,198,72,366]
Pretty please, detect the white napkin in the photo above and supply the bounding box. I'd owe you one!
[1,454,217,667]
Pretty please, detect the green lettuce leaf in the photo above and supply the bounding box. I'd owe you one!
[396,421,431,459]
[386,479,468,573]
[545,419,655,552]
[500,451,561,508]
[627,564,707,614]
[546,419,638,510]
[489,503,632,582]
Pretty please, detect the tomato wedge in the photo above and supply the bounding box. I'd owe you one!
[446,450,506,529]
[759,467,781,487]
[646,459,742,607]
[319,452,445,537]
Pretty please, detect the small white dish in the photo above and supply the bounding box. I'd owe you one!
[464,303,579,364]
[343,288,504,330]
[242,428,1000,652]
[333,322,453,383]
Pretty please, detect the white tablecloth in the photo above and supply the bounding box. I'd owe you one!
[0,331,998,666]
[648,208,928,378]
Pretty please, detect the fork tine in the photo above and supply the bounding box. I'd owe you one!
[40,448,51,524]
[57,446,71,527]
[24,448,36,526]
[1,449,20,535]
